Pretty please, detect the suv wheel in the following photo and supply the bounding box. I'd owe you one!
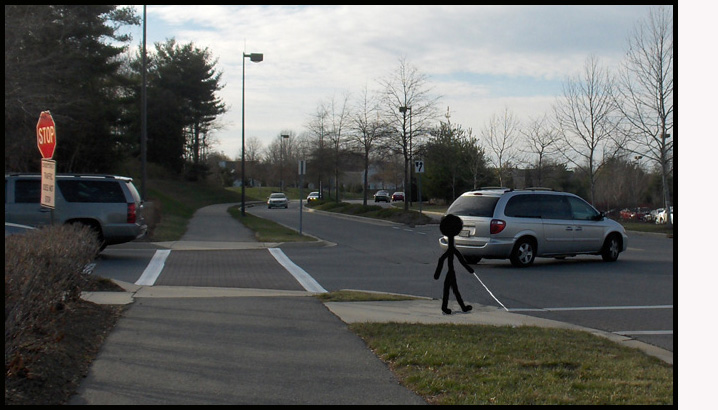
[601,234,621,262]
[510,238,536,267]
[70,221,106,252]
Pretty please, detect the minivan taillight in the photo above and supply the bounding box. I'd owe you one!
[490,219,506,234]
[127,203,137,224]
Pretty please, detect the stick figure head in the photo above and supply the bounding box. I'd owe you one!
[440,214,463,238]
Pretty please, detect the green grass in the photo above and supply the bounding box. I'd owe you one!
[350,323,673,405]
[620,221,674,235]
[227,205,315,243]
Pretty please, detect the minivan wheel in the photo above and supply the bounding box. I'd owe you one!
[510,238,536,267]
[601,234,621,262]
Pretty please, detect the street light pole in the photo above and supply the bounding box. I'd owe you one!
[281,134,289,191]
[241,52,263,216]
[399,106,412,208]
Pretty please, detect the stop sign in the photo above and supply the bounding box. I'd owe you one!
[37,111,56,159]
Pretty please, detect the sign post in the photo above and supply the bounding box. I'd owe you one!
[298,160,306,235]
[414,160,424,214]
[41,159,56,209]
[37,111,57,219]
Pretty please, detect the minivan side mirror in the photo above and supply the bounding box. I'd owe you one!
[593,212,605,221]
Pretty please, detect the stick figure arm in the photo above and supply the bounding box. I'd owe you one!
[454,249,475,273]
[434,252,448,279]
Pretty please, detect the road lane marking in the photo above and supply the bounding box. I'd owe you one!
[507,305,673,312]
[135,249,171,286]
[615,330,673,336]
[268,248,327,293]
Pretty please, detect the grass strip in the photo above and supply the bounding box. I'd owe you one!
[228,206,315,243]
[350,323,673,405]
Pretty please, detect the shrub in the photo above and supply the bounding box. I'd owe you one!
[5,224,99,379]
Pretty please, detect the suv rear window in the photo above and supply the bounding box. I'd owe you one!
[446,195,500,217]
[57,180,126,203]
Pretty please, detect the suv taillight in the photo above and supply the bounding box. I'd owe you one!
[490,219,506,234]
[127,203,137,224]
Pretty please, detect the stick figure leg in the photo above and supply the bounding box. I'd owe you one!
[441,279,452,314]
[452,282,472,312]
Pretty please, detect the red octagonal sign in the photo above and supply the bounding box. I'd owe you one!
[37,111,57,159]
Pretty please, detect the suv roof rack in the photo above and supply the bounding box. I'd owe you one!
[5,173,128,180]
[521,187,556,191]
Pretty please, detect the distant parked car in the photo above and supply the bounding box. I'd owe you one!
[656,206,673,224]
[620,207,650,221]
[374,190,391,203]
[647,208,664,222]
[634,207,651,222]
[619,208,633,220]
[306,191,320,203]
[267,193,289,209]
[391,192,405,202]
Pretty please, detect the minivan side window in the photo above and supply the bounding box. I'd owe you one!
[504,194,541,218]
[566,196,600,220]
[539,195,572,219]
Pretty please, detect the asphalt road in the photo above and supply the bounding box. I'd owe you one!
[250,201,674,352]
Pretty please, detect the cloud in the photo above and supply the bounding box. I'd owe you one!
[131,4,659,158]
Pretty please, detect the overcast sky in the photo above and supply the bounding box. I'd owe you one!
[126,5,670,160]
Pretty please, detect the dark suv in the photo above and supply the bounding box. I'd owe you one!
[5,174,147,250]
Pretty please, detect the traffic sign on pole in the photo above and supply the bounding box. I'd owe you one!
[41,159,56,209]
[36,111,57,159]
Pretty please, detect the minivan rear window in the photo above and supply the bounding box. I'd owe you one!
[447,195,500,217]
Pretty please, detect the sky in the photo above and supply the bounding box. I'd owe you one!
[124,4,670,160]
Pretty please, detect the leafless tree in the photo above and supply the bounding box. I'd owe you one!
[242,136,264,164]
[380,56,440,210]
[521,114,560,187]
[554,55,621,204]
[350,85,388,205]
[305,104,330,197]
[326,93,352,202]
[482,107,521,187]
[615,5,673,225]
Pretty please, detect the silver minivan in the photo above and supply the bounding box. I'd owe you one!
[439,188,628,267]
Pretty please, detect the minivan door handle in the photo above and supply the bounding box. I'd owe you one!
[574,226,582,231]
[565,226,573,231]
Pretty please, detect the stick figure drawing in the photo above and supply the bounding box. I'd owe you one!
[434,214,473,315]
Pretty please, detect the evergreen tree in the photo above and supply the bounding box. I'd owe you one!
[5,5,140,172]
